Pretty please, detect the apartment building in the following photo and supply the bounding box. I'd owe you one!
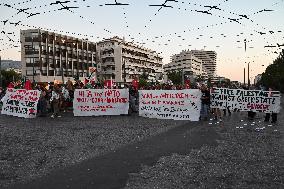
[20,29,96,83]
[163,50,206,77]
[96,36,163,83]
[190,50,217,78]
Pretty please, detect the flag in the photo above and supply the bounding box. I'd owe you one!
[24,79,32,90]
[104,80,114,88]
[185,79,191,89]
[132,79,139,90]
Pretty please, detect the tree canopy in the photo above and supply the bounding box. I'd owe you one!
[259,50,284,92]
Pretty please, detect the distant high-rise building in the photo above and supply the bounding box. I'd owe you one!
[20,29,96,82]
[163,50,206,78]
[0,60,21,70]
[96,36,163,83]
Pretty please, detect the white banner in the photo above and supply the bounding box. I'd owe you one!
[1,89,40,118]
[210,88,281,113]
[73,89,129,116]
[139,90,202,121]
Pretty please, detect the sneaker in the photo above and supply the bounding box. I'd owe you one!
[58,115,62,118]
[51,115,55,118]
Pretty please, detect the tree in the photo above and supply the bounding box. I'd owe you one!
[138,78,148,88]
[167,70,182,85]
[259,50,284,92]
[1,69,21,88]
[140,71,149,80]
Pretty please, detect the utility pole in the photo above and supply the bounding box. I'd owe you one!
[248,62,250,88]
[32,36,35,83]
[123,59,126,84]
[0,55,2,87]
[60,48,64,84]
[181,69,184,85]
[243,67,246,85]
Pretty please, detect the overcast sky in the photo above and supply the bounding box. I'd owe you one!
[1,0,284,81]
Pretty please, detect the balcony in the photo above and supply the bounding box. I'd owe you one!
[103,61,115,66]
[101,53,114,59]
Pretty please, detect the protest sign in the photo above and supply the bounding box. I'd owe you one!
[210,88,281,113]
[1,89,40,118]
[73,89,129,116]
[139,89,202,121]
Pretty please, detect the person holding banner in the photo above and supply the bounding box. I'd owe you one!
[61,86,70,112]
[264,87,278,123]
[38,90,48,117]
[50,85,61,118]
[200,84,210,120]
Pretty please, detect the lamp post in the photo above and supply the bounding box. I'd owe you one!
[61,39,65,84]
[123,59,126,84]
[243,67,246,85]
[32,36,35,83]
[247,62,250,88]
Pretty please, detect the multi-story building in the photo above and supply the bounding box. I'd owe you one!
[20,29,96,83]
[163,50,204,77]
[96,36,163,83]
[190,50,217,78]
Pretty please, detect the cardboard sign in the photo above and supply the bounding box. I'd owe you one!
[1,89,40,118]
[73,89,129,116]
[210,88,281,113]
[139,90,202,121]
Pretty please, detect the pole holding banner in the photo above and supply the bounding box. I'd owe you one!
[0,55,2,88]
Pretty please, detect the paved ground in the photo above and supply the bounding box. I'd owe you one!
[0,113,186,188]
[2,98,283,189]
[9,120,220,189]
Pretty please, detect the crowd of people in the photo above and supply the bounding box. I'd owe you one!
[0,78,278,124]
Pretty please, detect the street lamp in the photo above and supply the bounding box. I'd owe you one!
[123,59,126,83]
[247,62,250,88]
[32,36,35,83]
[61,39,65,84]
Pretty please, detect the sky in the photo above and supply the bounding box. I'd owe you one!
[0,0,284,82]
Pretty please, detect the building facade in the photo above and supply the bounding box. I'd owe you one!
[96,36,163,83]
[190,50,217,78]
[21,29,96,83]
[163,50,205,77]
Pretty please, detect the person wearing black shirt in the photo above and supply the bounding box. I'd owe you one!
[200,84,210,120]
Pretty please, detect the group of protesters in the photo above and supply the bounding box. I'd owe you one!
[0,78,278,124]
[199,83,278,124]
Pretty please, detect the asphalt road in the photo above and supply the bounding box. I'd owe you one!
[9,120,220,189]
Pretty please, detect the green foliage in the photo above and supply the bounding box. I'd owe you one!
[167,70,182,85]
[139,78,148,87]
[140,71,149,80]
[259,50,284,92]
[0,69,21,88]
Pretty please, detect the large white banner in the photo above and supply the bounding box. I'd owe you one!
[1,89,40,118]
[210,88,281,113]
[73,89,129,116]
[139,90,202,121]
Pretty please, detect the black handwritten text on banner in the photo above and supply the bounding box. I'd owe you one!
[139,90,202,121]
[210,88,281,113]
